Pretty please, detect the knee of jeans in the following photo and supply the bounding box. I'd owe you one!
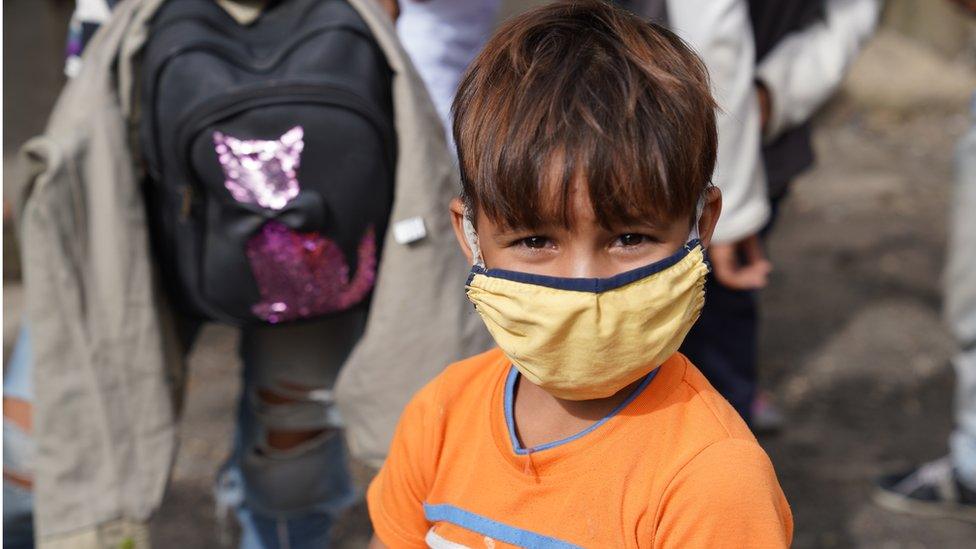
[242,418,354,515]
[239,381,356,514]
[252,381,343,452]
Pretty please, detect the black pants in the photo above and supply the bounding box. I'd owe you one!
[679,277,759,424]
[679,191,787,425]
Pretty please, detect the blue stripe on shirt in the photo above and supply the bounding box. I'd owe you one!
[424,503,584,549]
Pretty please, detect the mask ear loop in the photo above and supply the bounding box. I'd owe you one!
[687,195,706,246]
[462,212,485,267]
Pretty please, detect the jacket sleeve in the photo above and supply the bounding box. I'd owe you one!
[668,0,769,244]
[757,0,880,140]
[21,115,181,547]
[19,6,184,539]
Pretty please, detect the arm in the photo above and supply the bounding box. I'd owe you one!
[653,439,793,548]
[374,0,431,21]
[668,0,771,288]
[366,380,440,548]
[757,0,880,139]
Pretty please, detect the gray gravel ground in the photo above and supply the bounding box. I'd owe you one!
[5,2,976,546]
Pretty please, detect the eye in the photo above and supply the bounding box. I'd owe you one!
[515,236,552,249]
[616,234,648,247]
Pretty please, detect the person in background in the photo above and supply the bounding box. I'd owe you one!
[874,0,976,522]
[64,0,117,77]
[396,0,502,143]
[681,0,880,428]
[17,1,491,547]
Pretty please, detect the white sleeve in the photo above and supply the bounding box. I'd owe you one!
[757,0,880,140]
[668,0,768,244]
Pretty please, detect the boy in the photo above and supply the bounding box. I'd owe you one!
[368,2,793,547]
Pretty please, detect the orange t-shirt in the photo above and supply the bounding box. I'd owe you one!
[368,349,793,548]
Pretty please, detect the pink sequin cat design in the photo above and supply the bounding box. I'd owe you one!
[213,126,377,323]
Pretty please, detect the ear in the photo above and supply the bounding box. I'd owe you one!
[281,126,304,145]
[697,186,722,249]
[450,197,475,265]
[281,126,305,156]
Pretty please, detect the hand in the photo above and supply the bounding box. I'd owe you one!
[709,233,772,291]
[948,0,976,16]
[375,0,401,20]
[374,0,430,21]
[755,80,772,135]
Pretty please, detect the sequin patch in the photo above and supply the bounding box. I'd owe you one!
[246,222,377,323]
[214,126,304,210]
[212,126,378,322]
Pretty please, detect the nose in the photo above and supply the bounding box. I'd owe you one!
[563,248,609,279]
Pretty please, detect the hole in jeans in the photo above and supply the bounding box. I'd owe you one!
[256,386,334,452]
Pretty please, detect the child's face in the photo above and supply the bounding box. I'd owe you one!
[451,182,722,278]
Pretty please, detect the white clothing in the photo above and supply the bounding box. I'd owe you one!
[757,0,881,140]
[669,0,768,244]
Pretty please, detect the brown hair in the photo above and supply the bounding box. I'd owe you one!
[452,0,717,229]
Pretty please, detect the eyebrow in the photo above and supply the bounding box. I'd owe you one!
[490,219,665,242]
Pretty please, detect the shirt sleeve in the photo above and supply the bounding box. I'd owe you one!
[757,0,880,140]
[367,379,441,548]
[668,0,769,244]
[653,439,793,549]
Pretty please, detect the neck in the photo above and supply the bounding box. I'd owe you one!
[532,377,644,418]
[511,373,645,450]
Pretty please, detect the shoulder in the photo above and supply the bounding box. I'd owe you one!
[667,353,757,442]
[430,347,508,399]
[669,438,783,498]
[646,356,793,545]
[656,356,776,485]
[644,354,785,501]
[401,347,508,417]
[652,438,793,548]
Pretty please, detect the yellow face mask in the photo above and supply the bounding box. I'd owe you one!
[465,240,708,401]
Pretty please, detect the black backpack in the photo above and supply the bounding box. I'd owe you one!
[140,0,395,325]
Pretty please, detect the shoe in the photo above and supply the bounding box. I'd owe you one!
[874,457,976,523]
[750,391,784,435]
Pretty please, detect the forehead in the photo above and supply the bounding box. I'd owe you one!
[491,173,673,232]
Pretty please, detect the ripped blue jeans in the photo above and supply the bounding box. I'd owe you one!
[209,315,366,549]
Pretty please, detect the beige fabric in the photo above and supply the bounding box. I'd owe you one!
[39,519,151,549]
[20,0,490,542]
[336,0,493,466]
[21,0,175,541]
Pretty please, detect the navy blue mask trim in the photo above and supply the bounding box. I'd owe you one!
[466,240,702,293]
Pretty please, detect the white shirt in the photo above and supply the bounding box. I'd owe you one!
[397,0,503,139]
[668,0,768,244]
[399,0,875,244]
[756,0,880,140]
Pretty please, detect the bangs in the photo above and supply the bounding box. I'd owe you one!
[453,0,716,231]
[470,133,698,232]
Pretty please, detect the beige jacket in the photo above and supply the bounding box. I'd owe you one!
[19,0,490,544]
